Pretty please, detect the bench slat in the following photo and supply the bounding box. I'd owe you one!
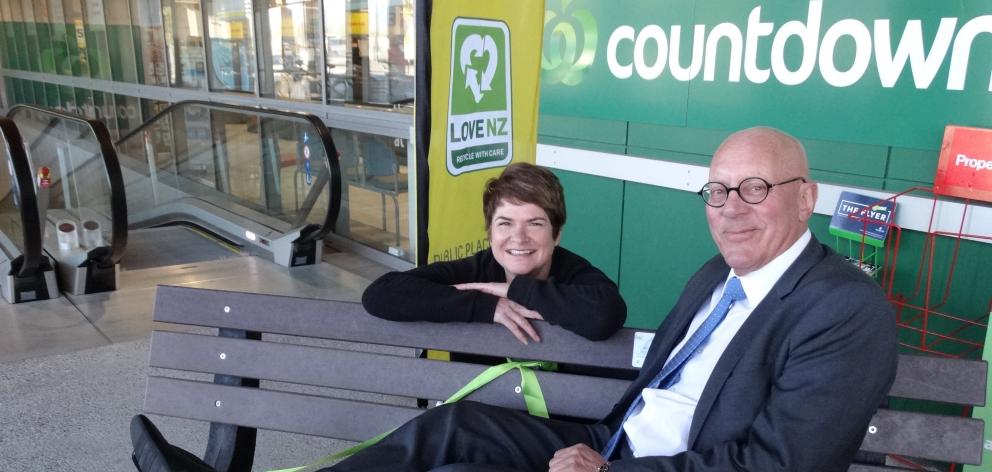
[144,377,421,441]
[153,285,642,371]
[860,409,984,465]
[149,331,629,420]
[887,354,987,406]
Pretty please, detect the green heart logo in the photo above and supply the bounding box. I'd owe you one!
[542,0,598,86]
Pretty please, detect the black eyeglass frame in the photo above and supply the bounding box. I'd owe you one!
[697,176,807,208]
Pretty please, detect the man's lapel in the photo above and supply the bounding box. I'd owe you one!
[686,238,827,446]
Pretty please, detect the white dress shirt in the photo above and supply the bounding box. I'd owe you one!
[624,230,812,457]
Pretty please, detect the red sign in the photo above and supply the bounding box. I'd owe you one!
[37,166,52,189]
[934,125,992,203]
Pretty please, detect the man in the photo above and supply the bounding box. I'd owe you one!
[326,127,897,472]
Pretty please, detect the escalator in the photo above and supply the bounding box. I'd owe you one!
[4,102,341,296]
[112,101,341,269]
[0,117,58,302]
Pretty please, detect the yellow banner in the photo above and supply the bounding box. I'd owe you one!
[426,0,545,264]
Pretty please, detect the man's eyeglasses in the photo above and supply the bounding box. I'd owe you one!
[697,177,807,208]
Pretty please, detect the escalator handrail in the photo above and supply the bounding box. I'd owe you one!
[114,100,341,244]
[0,118,46,277]
[7,105,129,266]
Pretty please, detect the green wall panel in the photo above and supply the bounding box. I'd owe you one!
[553,169,623,283]
[802,139,888,178]
[810,170,884,189]
[626,146,711,167]
[888,147,939,184]
[539,114,628,145]
[619,182,713,329]
[627,123,728,156]
[882,178,931,192]
[538,135,625,155]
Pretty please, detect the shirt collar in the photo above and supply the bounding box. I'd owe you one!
[728,230,811,309]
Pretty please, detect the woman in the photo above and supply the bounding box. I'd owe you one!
[362,162,626,343]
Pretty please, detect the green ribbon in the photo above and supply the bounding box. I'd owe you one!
[269,359,553,472]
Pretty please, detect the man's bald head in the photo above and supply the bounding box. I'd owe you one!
[713,127,810,179]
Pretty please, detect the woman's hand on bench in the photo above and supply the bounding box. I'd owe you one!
[455,282,545,345]
[494,297,544,345]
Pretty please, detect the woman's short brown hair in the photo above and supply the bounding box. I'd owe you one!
[482,162,566,238]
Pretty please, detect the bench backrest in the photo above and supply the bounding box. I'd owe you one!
[144,285,987,470]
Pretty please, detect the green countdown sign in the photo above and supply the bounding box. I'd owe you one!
[541,0,992,149]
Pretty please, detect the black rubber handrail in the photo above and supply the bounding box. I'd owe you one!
[7,105,129,267]
[115,100,341,243]
[0,118,46,277]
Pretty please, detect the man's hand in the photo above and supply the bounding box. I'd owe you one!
[493,297,543,344]
[549,444,607,472]
[453,282,510,298]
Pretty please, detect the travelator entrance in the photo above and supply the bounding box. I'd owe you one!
[0,102,342,301]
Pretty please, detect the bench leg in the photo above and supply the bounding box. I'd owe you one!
[203,329,261,472]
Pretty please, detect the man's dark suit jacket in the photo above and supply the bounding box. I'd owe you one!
[602,237,898,471]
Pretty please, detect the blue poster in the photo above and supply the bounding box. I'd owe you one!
[828,191,895,248]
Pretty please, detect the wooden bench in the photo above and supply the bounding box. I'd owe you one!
[134,285,988,471]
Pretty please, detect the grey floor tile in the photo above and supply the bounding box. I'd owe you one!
[0,297,110,363]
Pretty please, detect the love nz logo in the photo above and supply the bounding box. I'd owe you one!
[446,18,513,176]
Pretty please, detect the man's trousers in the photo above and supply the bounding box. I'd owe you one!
[322,401,612,472]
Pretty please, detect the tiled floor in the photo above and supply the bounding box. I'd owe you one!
[0,245,390,471]
[0,241,392,364]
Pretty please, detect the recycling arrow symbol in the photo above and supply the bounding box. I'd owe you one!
[460,33,498,103]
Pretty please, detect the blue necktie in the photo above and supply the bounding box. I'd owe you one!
[601,277,746,459]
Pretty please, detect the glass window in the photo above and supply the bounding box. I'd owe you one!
[82,0,113,79]
[44,83,61,107]
[47,0,71,75]
[259,0,321,101]
[162,0,207,89]
[74,86,93,115]
[104,0,139,83]
[59,84,74,110]
[205,0,256,93]
[333,127,412,260]
[62,0,90,77]
[90,91,119,139]
[324,0,414,109]
[114,94,142,136]
[0,3,16,70]
[33,0,58,74]
[19,0,42,72]
[130,0,168,85]
[3,78,13,108]
[8,0,30,71]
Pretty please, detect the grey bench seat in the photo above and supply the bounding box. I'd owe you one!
[136,285,987,471]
